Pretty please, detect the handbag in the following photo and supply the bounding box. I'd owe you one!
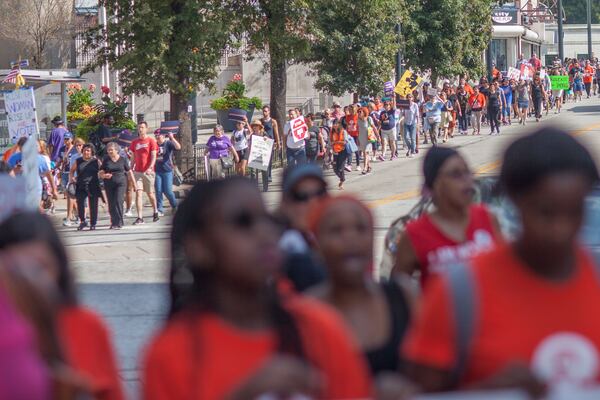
[67,182,76,197]
[220,155,234,169]
[173,166,184,186]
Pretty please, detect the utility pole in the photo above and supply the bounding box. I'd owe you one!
[557,0,564,62]
[587,0,593,59]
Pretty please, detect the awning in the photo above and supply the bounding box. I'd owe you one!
[492,25,542,43]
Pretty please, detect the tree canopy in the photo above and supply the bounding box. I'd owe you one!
[562,0,600,24]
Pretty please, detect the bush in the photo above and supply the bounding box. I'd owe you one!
[210,76,263,111]
[73,119,97,142]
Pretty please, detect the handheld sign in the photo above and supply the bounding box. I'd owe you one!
[520,64,534,81]
[290,116,308,143]
[507,67,521,80]
[384,81,394,97]
[395,71,422,96]
[4,87,39,143]
[397,99,410,109]
[427,87,438,97]
[248,136,274,171]
[550,75,570,90]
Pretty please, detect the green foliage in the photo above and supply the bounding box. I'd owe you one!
[210,78,263,110]
[73,119,96,142]
[308,0,413,96]
[404,0,493,80]
[67,87,95,113]
[562,0,600,24]
[92,94,132,126]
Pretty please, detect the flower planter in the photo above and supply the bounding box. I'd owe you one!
[216,106,255,133]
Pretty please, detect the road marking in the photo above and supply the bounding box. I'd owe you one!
[368,122,600,209]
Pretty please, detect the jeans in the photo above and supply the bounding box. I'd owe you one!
[532,97,543,118]
[458,113,468,132]
[488,107,500,132]
[155,171,177,213]
[404,124,417,154]
[105,180,126,227]
[333,151,348,182]
[427,122,439,145]
[286,147,307,166]
[76,188,99,227]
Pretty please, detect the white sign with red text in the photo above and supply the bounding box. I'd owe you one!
[290,116,308,143]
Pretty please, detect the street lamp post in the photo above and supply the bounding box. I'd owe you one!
[557,0,564,61]
[587,0,593,59]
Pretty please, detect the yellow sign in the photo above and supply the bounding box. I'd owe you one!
[394,71,422,96]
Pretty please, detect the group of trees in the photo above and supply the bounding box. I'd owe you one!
[83,0,496,153]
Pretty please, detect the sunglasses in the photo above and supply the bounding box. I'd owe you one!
[290,187,327,203]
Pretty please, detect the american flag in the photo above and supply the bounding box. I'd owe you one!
[1,68,19,84]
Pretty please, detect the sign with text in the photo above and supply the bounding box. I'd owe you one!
[492,7,518,24]
[290,116,309,143]
[550,75,570,90]
[384,81,394,97]
[427,87,438,97]
[248,136,274,171]
[4,87,39,143]
[394,70,422,96]
[520,64,534,81]
[397,99,410,109]
[507,67,521,80]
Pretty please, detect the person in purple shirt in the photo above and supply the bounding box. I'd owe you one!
[205,124,239,180]
[48,116,70,163]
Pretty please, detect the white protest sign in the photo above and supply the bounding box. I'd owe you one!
[4,87,39,143]
[507,67,521,80]
[21,135,42,211]
[248,136,274,171]
[290,116,309,143]
[427,87,438,97]
[0,175,27,222]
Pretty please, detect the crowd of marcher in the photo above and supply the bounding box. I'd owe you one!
[1,123,600,399]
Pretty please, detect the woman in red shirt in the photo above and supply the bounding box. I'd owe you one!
[403,128,600,396]
[0,212,124,400]
[143,177,371,399]
[392,147,500,288]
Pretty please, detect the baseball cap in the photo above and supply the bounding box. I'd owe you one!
[63,132,73,139]
[282,164,327,195]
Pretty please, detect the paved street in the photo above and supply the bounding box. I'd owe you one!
[53,97,600,397]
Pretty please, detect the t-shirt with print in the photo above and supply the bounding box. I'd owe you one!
[403,243,600,390]
[156,140,176,173]
[345,115,359,138]
[206,135,232,159]
[231,129,249,152]
[130,136,158,173]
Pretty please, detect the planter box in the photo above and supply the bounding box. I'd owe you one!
[216,106,255,132]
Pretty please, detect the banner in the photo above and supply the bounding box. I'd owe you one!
[507,67,521,80]
[290,116,309,143]
[394,71,422,96]
[550,75,570,90]
[4,87,39,143]
[384,81,394,97]
[248,136,274,171]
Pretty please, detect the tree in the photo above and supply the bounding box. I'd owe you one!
[308,0,414,96]
[562,0,600,24]
[0,0,73,68]
[83,0,235,156]
[235,0,313,135]
[403,0,493,81]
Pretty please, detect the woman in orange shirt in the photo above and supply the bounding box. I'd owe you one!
[143,177,371,400]
[0,212,124,400]
[403,128,600,396]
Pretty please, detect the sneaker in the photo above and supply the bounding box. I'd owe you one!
[356,166,362,172]
[133,218,144,225]
[344,165,352,172]
[153,213,160,222]
[62,218,73,227]
[77,221,88,231]
[157,211,165,217]
[124,208,133,217]
[377,155,385,162]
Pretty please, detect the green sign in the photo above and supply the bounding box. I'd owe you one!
[550,75,570,90]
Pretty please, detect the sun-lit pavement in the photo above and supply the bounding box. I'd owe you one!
[53,96,600,397]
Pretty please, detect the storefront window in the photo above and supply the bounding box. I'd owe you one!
[490,39,508,72]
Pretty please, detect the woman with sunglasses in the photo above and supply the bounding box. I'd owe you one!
[143,177,371,399]
[330,119,349,190]
[308,196,414,379]
[391,147,500,288]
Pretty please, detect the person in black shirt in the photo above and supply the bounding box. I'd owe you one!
[100,142,135,229]
[69,143,102,230]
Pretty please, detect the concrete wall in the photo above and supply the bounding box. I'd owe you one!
[543,24,600,60]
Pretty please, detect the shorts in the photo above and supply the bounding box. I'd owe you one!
[552,90,563,98]
[134,171,155,193]
[61,172,70,191]
[518,100,529,109]
[236,148,249,161]
[381,129,396,142]
[574,82,584,92]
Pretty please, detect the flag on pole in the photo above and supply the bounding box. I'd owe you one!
[1,68,19,84]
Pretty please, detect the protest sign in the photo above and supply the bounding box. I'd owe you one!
[397,99,410,109]
[248,136,274,171]
[4,87,39,143]
[507,67,521,80]
[0,175,27,223]
[520,64,534,81]
[290,116,308,143]
[427,87,438,97]
[394,71,422,96]
[550,75,570,90]
[539,69,547,80]
[384,81,394,97]
[21,135,42,211]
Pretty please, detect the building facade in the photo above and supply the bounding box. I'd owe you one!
[543,24,600,62]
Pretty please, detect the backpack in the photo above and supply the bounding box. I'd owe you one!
[305,128,319,157]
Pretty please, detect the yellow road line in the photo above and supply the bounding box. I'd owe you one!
[369,122,600,209]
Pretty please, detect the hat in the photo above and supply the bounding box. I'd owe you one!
[282,164,327,195]
[250,119,263,128]
[333,102,341,107]
[63,132,73,139]
[154,128,164,136]
[51,116,63,125]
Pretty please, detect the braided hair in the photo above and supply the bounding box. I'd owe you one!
[169,177,304,356]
